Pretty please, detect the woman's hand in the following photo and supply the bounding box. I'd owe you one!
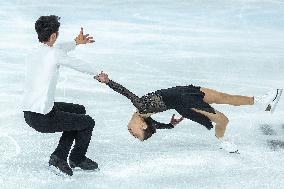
[95,71,110,83]
[170,114,184,127]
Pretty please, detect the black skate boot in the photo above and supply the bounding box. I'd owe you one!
[69,157,99,171]
[49,154,73,176]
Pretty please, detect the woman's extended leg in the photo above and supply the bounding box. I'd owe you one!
[200,88,254,106]
[191,108,228,139]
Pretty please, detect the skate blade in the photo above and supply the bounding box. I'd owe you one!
[270,89,283,114]
[229,150,240,154]
[72,167,100,172]
[220,148,240,154]
[48,165,72,178]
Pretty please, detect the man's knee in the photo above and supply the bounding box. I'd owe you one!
[85,115,95,128]
[78,104,86,114]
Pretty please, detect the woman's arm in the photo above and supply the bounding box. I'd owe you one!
[144,117,174,129]
[106,80,141,103]
[145,114,184,129]
[95,72,144,110]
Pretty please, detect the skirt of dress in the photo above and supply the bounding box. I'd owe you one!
[158,85,216,130]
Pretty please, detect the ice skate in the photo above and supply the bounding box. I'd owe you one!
[219,137,239,154]
[69,157,99,171]
[49,154,73,176]
[265,89,283,113]
[254,89,281,111]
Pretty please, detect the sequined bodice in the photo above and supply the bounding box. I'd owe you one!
[107,80,168,114]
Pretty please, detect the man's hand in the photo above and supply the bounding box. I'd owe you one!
[95,71,110,83]
[170,114,184,127]
[75,27,95,45]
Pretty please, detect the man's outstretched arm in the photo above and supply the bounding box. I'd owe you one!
[57,53,96,75]
[56,27,95,53]
[55,41,76,53]
[56,27,96,75]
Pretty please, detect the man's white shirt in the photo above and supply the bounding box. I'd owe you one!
[22,41,95,114]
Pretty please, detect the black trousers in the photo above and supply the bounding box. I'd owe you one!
[23,102,95,163]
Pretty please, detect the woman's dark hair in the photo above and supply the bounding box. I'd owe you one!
[35,15,61,42]
[142,122,156,141]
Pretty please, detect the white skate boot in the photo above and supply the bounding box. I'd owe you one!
[266,89,283,113]
[219,137,239,154]
[254,89,282,112]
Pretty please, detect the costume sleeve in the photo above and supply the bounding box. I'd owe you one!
[56,50,96,75]
[144,117,174,129]
[106,80,144,110]
[55,41,76,53]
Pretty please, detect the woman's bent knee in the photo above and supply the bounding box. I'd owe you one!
[217,113,229,126]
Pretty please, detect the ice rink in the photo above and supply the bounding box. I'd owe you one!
[0,0,284,188]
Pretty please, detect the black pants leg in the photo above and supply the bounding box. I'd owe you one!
[52,130,77,161]
[69,124,94,163]
[52,102,89,161]
[23,102,95,162]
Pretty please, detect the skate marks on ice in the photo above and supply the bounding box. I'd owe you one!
[267,140,284,151]
[260,124,284,151]
[267,124,284,151]
[260,124,277,136]
[0,133,21,161]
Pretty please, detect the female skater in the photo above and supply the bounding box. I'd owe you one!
[95,72,282,153]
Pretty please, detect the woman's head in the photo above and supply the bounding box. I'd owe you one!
[127,112,156,141]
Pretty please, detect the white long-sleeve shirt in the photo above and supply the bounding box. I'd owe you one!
[22,41,95,114]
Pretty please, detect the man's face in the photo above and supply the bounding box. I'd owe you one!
[128,113,148,141]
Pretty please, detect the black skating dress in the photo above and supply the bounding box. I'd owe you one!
[106,80,216,130]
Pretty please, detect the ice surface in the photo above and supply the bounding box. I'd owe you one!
[0,0,284,188]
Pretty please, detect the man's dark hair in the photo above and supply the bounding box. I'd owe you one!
[35,15,61,42]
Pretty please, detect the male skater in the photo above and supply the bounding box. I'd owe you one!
[23,15,98,176]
